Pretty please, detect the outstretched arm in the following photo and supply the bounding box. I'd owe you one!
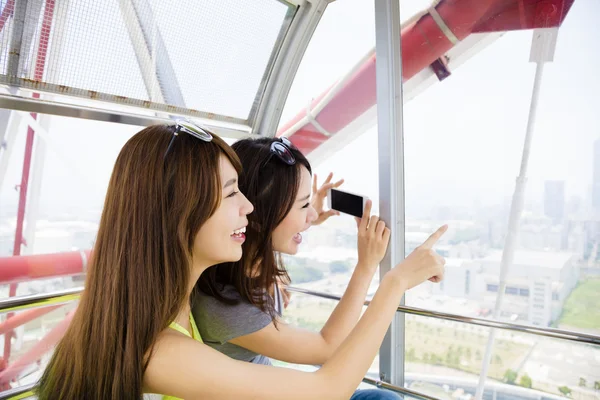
[144,226,447,400]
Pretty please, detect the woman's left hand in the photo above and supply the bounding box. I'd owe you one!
[311,172,344,226]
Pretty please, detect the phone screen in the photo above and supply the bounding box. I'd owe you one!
[330,189,364,218]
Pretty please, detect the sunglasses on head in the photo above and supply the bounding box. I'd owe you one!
[164,119,213,159]
[264,137,296,166]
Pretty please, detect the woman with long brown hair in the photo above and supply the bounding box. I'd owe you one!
[37,121,446,399]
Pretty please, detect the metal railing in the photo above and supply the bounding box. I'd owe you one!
[0,382,34,399]
[286,286,600,346]
[0,285,598,400]
[362,377,437,400]
[4,286,598,347]
[0,288,82,315]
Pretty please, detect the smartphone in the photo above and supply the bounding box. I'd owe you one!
[327,188,368,218]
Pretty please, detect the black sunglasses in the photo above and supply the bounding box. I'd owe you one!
[164,119,213,159]
[264,137,296,166]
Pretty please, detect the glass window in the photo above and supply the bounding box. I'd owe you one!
[0,0,294,121]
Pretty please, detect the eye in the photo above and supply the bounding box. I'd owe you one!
[301,203,310,209]
[227,190,239,198]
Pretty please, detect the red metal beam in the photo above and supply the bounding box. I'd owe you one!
[0,306,64,336]
[0,251,89,285]
[472,0,575,32]
[279,0,575,154]
[0,310,74,386]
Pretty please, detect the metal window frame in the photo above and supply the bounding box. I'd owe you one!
[374,0,405,387]
[0,0,303,132]
[252,0,332,137]
[0,92,254,139]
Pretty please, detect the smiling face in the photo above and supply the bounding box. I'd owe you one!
[192,155,254,266]
[271,165,317,255]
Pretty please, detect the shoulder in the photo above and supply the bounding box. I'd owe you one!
[192,285,273,343]
[194,284,242,311]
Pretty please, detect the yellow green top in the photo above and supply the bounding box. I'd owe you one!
[161,313,203,400]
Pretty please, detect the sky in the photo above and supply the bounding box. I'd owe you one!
[1,0,599,220]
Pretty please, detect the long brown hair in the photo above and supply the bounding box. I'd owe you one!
[198,137,311,322]
[36,124,241,399]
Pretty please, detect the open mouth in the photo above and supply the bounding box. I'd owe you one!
[293,233,302,244]
[231,226,246,240]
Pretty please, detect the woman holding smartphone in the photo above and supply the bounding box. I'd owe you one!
[195,137,447,399]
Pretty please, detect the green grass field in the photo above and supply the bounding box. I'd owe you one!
[558,278,600,331]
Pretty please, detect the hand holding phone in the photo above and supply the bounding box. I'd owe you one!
[327,188,369,218]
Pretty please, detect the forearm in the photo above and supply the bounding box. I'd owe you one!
[319,264,376,354]
[318,273,406,398]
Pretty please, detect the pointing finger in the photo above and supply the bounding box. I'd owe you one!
[421,225,448,249]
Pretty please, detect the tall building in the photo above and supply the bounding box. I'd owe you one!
[592,139,600,212]
[544,180,565,223]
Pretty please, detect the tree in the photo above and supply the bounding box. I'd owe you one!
[519,374,533,389]
[558,386,571,397]
[595,381,600,390]
[579,378,586,388]
[504,369,518,385]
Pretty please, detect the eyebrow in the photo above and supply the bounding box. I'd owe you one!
[223,178,237,189]
[297,193,311,202]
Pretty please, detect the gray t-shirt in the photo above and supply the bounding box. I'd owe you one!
[192,284,283,366]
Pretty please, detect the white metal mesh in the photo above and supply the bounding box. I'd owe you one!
[45,1,151,101]
[0,0,293,122]
[146,0,292,119]
[0,0,13,76]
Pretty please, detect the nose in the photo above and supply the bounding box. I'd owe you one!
[307,205,318,223]
[241,192,254,216]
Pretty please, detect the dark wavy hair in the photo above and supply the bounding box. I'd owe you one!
[198,137,311,322]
